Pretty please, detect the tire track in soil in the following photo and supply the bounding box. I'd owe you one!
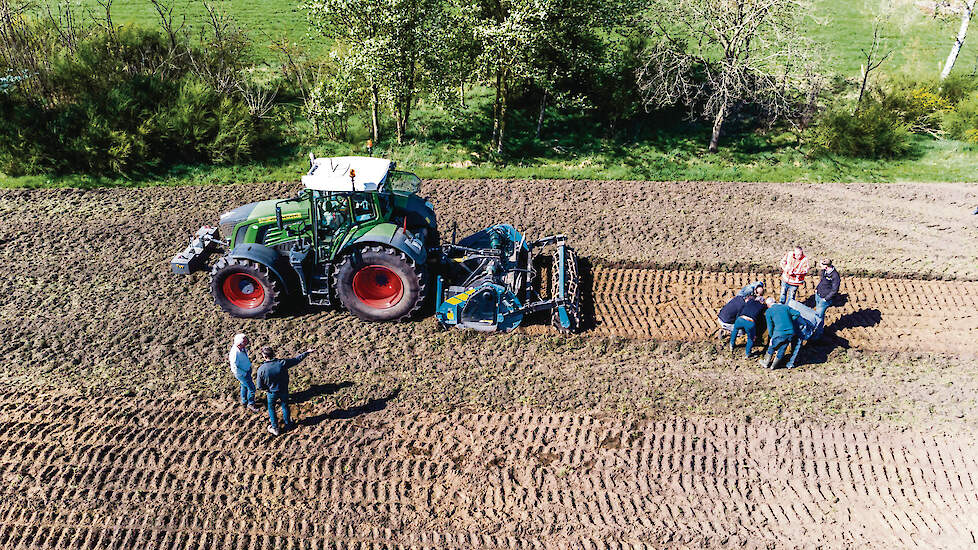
[2,396,977,549]
[586,267,978,354]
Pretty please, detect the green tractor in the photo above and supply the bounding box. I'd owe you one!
[172,156,437,321]
[173,155,580,333]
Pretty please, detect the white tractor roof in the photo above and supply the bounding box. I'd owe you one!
[301,156,394,192]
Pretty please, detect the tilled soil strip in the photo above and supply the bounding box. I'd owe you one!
[586,267,978,354]
[1,396,976,548]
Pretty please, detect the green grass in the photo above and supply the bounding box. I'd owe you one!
[66,0,323,58]
[810,0,977,78]
[64,0,977,76]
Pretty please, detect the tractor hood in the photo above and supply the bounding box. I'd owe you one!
[218,199,278,237]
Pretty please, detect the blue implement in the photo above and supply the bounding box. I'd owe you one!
[434,224,579,333]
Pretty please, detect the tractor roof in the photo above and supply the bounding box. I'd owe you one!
[301,156,394,192]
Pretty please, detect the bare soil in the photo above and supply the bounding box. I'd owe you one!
[2,396,977,549]
[2,180,978,548]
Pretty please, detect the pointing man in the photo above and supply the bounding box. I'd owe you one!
[256,346,315,436]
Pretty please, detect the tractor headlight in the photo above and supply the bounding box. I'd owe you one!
[218,214,236,240]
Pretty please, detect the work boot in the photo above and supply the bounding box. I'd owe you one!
[267,425,280,436]
[758,355,771,369]
[785,363,797,370]
[246,403,260,413]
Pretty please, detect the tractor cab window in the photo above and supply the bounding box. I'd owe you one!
[351,193,375,222]
[315,193,349,237]
[388,171,421,194]
[460,287,499,329]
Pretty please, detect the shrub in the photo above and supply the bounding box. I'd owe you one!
[0,19,278,176]
[943,93,978,143]
[811,95,912,159]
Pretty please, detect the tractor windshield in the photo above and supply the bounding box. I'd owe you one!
[387,171,421,194]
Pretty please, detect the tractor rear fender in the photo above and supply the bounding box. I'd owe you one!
[228,243,295,295]
[343,223,427,266]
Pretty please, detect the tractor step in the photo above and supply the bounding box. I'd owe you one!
[171,226,221,274]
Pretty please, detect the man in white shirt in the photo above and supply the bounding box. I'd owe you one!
[229,333,260,412]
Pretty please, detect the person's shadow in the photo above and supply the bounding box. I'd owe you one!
[299,388,401,427]
[289,381,354,405]
[794,305,882,366]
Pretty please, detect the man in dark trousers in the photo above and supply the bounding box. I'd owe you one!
[814,259,841,322]
[730,296,771,357]
[760,301,802,369]
[256,346,315,436]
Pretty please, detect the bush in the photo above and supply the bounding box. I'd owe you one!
[0,21,278,176]
[943,93,978,143]
[811,95,912,159]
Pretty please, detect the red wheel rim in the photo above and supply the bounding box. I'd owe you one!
[352,265,404,309]
[222,273,265,309]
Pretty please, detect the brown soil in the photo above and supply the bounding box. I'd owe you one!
[2,180,978,547]
[589,267,978,354]
[2,396,977,548]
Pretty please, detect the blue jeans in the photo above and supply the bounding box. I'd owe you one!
[814,294,831,321]
[730,317,756,357]
[267,391,291,430]
[235,373,256,405]
[779,282,799,304]
[767,333,802,367]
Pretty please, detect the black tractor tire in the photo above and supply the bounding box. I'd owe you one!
[210,256,284,319]
[551,246,581,333]
[334,245,427,322]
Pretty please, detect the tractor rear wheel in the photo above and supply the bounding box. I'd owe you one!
[551,246,581,333]
[210,257,283,319]
[334,245,426,322]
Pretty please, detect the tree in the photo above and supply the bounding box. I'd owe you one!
[303,0,437,144]
[473,0,626,153]
[938,0,977,80]
[856,2,893,111]
[638,0,819,152]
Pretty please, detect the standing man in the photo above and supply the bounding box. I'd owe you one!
[256,346,315,436]
[814,259,841,322]
[229,334,259,412]
[778,246,810,304]
[760,300,802,369]
[730,296,770,357]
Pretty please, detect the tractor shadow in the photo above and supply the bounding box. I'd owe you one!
[299,388,401,427]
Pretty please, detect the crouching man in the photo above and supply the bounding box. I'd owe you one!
[760,300,802,369]
[256,346,315,436]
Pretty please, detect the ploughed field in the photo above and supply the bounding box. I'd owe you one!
[2,180,978,548]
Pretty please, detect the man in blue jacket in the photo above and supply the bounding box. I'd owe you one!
[257,346,315,436]
[814,259,841,322]
[760,301,802,369]
[717,294,748,337]
[730,296,770,357]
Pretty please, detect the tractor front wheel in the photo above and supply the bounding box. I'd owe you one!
[334,246,426,322]
[210,257,283,319]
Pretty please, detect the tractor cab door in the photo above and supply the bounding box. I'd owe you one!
[313,193,352,259]
[350,192,378,223]
[459,287,499,331]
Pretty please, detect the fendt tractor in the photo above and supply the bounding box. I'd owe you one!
[172,156,580,333]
